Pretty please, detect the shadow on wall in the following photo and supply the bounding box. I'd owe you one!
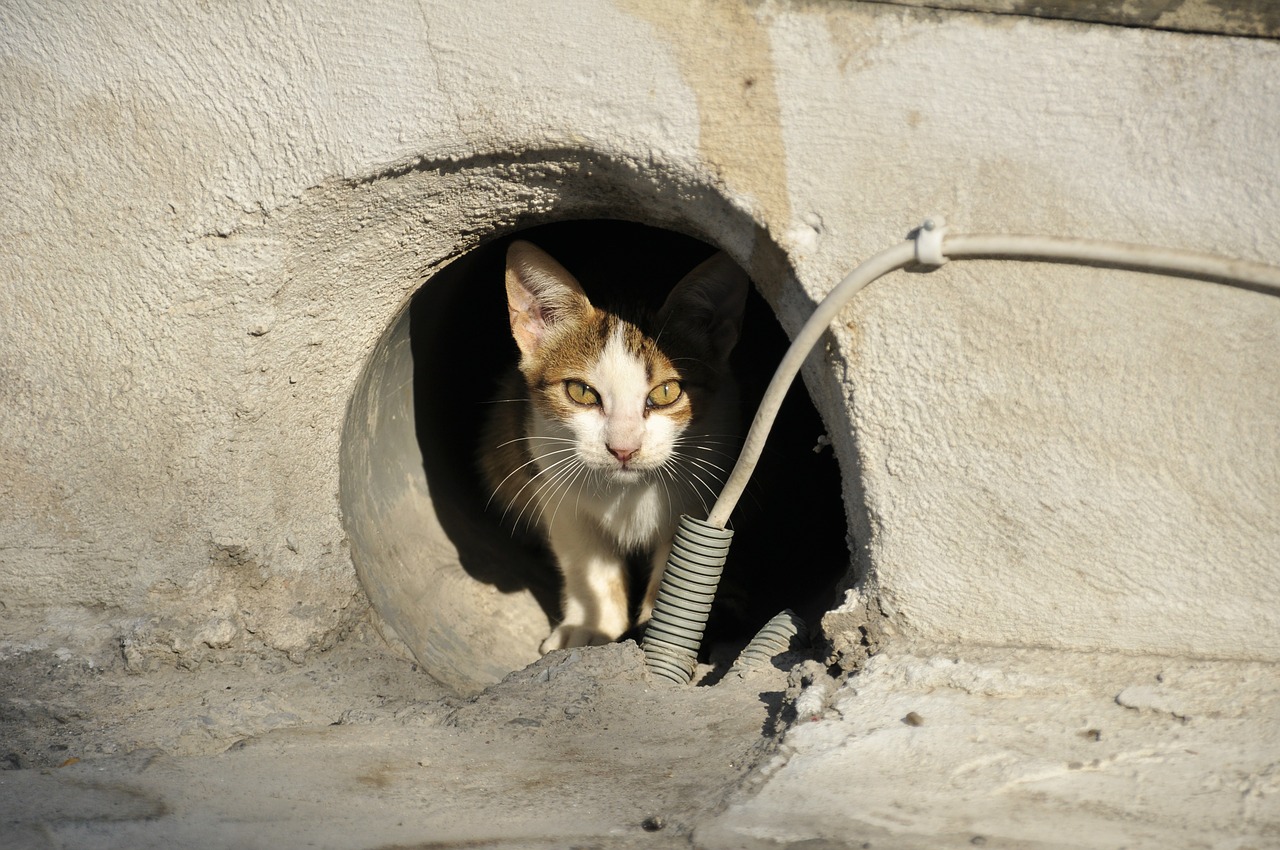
[409,219,850,647]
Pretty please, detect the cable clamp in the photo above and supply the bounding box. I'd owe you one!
[914,216,949,267]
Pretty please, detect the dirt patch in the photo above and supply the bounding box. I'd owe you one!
[0,624,826,848]
[0,621,434,769]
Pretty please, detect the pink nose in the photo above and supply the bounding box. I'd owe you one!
[609,446,638,464]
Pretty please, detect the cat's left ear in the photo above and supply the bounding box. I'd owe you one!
[505,240,591,362]
[659,252,750,362]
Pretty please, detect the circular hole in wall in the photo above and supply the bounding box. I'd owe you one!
[340,219,848,694]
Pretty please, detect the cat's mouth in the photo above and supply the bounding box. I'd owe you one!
[581,448,658,477]
[601,458,657,480]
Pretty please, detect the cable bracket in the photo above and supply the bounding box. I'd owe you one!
[914,216,949,267]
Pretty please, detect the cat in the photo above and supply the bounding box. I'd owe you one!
[481,240,749,653]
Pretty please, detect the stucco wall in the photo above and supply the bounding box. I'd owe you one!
[2,0,1276,677]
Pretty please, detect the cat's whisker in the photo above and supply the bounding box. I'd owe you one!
[675,445,742,470]
[542,459,590,531]
[671,441,735,473]
[655,465,675,514]
[503,453,581,528]
[675,431,743,444]
[658,459,690,512]
[680,450,730,485]
[489,444,578,475]
[681,437,744,450]
[682,471,715,516]
[493,435,577,450]
[673,433,744,452]
[675,440,747,455]
[571,463,591,522]
[664,459,711,515]
[538,457,596,531]
[523,466,564,530]
[670,458,723,512]
[514,465,573,532]
[693,444,744,460]
[678,455,730,486]
[682,448,766,515]
[486,447,579,510]
[674,447,730,473]
[666,354,712,369]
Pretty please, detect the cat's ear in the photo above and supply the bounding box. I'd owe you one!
[659,252,749,362]
[504,241,591,360]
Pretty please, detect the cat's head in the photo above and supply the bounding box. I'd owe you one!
[503,240,749,480]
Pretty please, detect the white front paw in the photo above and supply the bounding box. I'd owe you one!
[540,624,612,654]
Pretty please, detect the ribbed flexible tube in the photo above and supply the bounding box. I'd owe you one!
[640,515,734,684]
[729,609,809,675]
[642,221,1280,684]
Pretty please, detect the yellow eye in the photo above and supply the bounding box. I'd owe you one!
[647,381,682,408]
[565,380,599,406]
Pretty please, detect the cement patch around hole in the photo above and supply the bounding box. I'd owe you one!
[339,186,851,695]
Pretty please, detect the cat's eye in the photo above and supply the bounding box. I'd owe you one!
[646,381,682,408]
[565,380,600,406]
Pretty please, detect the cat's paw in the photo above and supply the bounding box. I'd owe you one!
[540,624,613,654]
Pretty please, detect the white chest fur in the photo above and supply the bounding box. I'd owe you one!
[580,475,678,553]
[526,419,685,555]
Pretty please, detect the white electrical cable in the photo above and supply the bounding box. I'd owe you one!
[705,239,918,528]
[946,233,1280,297]
[705,223,1280,529]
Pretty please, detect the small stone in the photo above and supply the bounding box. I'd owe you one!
[641,815,665,832]
[903,711,924,726]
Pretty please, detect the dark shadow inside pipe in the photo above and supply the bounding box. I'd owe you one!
[409,219,849,651]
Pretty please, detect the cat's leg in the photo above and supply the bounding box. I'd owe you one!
[541,518,630,653]
[636,536,675,627]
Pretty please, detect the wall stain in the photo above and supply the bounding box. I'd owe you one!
[859,0,1280,38]
[616,0,792,231]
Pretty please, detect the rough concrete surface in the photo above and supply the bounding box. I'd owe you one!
[4,0,1278,673]
[3,635,1276,848]
[0,635,792,849]
[701,648,1280,849]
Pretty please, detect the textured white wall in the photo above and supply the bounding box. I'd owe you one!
[758,9,1280,661]
[1,0,1276,670]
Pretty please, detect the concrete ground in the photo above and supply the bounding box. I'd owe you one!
[2,628,1277,849]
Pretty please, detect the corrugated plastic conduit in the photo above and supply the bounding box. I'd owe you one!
[642,217,1280,684]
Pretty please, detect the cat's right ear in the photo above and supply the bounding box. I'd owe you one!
[505,241,590,360]
[658,252,750,364]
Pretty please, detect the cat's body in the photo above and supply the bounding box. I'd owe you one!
[481,240,749,653]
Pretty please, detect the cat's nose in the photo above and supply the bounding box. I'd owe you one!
[608,445,638,465]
